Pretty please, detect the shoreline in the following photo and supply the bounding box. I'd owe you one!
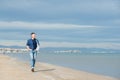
[0,54,119,80]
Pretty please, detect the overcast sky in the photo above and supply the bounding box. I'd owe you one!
[0,0,120,49]
[0,0,119,25]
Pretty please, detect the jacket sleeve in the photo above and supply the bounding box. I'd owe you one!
[26,40,30,46]
[36,39,40,51]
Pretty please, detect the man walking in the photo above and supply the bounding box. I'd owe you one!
[26,32,40,72]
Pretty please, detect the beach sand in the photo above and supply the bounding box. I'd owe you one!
[0,54,118,80]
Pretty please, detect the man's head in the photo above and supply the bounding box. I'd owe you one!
[31,32,36,39]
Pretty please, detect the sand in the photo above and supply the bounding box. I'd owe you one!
[0,54,118,80]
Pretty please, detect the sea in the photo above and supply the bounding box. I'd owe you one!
[3,48,120,79]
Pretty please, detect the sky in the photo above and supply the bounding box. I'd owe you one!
[0,0,120,49]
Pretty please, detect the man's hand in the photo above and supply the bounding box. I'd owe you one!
[26,46,31,51]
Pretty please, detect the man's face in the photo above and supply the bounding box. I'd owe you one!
[31,34,36,39]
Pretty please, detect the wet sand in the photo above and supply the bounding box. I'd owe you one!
[0,54,118,80]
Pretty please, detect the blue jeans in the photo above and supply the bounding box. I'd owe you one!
[30,50,37,68]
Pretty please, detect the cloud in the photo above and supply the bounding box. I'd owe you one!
[0,0,120,49]
[84,38,120,42]
[0,21,98,30]
[0,40,120,50]
[0,0,119,13]
[113,19,120,25]
[0,0,119,26]
[41,42,120,50]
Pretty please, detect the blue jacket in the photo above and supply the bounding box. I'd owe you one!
[26,38,40,50]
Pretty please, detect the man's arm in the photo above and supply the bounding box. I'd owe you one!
[26,40,31,51]
[26,46,31,51]
[36,39,40,51]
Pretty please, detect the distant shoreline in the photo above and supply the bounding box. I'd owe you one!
[0,48,27,54]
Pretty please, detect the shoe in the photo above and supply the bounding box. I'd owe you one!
[31,68,34,72]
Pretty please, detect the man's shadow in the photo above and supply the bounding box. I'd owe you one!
[34,68,56,72]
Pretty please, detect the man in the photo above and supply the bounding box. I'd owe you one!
[26,32,40,72]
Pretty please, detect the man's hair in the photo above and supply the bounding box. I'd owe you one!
[31,32,36,35]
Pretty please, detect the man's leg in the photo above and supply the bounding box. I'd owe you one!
[30,50,34,72]
[33,51,37,68]
[30,50,37,72]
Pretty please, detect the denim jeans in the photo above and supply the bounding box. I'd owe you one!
[29,50,37,68]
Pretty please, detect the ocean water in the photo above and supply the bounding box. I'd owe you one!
[5,52,120,79]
